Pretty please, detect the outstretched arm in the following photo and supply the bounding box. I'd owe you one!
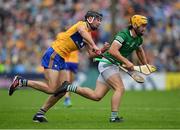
[77,25,100,52]
[86,42,110,58]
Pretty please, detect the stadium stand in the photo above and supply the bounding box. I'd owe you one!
[0,0,179,74]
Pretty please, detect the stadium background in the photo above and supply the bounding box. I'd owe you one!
[0,0,180,90]
[0,0,180,129]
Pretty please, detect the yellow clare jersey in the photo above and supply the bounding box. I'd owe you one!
[64,50,79,63]
[52,21,90,58]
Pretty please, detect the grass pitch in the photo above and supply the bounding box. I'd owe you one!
[0,89,180,129]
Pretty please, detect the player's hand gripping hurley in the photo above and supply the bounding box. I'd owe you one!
[95,57,156,75]
[133,64,156,75]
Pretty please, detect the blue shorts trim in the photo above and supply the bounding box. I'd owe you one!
[65,62,78,74]
[41,47,66,71]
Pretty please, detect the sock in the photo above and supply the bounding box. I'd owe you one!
[111,111,118,119]
[67,84,77,92]
[19,78,28,87]
[54,83,77,97]
[65,97,70,101]
[37,108,46,115]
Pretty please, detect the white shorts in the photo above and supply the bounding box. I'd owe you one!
[97,59,120,84]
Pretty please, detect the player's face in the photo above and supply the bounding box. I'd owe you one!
[91,17,102,30]
[136,24,147,36]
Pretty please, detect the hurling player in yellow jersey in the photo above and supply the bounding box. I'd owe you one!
[9,11,108,100]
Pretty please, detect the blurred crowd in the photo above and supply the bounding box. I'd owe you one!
[0,0,179,74]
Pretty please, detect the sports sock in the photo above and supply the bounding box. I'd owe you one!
[111,111,118,119]
[37,108,46,115]
[67,84,77,92]
[19,78,28,87]
[65,97,70,101]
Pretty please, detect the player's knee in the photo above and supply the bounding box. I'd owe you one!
[93,97,101,101]
[113,85,125,94]
[121,88,125,95]
[92,94,103,101]
[46,84,59,94]
[118,87,125,95]
[47,88,57,94]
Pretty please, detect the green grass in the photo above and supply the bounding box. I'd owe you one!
[0,89,180,129]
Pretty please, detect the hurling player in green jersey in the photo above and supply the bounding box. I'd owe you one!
[56,15,149,122]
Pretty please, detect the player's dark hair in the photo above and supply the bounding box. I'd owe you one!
[85,11,103,21]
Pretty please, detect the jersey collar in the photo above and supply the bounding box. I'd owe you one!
[85,22,92,32]
[129,29,137,38]
[130,30,133,37]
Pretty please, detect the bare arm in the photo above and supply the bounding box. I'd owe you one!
[136,46,148,65]
[77,25,99,51]
[108,40,134,70]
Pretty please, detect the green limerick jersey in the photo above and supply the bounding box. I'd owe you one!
[104,28,143,64]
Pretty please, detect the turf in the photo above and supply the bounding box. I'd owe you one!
[0,89,180,129]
